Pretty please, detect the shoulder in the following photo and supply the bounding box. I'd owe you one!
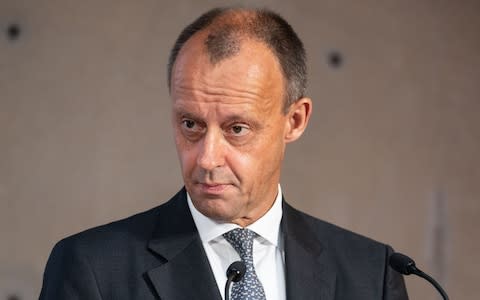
[52,188,187,255]
[283,201,392,259]
[282,203,408,298]
[40,191,188,299]
[51,204,160,259]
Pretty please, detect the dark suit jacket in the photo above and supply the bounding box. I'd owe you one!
[39,188,408,299]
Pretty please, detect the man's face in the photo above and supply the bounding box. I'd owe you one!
[171,34,291,226]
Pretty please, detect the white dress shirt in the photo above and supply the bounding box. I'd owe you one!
[187,185,286,300]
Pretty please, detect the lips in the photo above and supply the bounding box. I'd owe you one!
[197,182,230,194]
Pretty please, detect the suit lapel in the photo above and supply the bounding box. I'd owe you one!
[144,191,336,300]
[146,189,221,300]
[282,201,336,300]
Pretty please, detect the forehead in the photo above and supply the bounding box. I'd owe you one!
[170,31,285,107]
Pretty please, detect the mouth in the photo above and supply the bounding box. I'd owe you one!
[196,182,231,195]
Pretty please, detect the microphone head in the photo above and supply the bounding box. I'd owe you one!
[226,261,246,282]
[389,252,417,275]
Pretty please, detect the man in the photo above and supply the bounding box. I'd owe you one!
[40,7,408,300]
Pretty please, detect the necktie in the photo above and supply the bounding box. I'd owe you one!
[223,228,267,300]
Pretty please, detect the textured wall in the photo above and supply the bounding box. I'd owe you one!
[1,0,479,299]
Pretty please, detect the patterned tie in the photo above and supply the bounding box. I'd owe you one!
[223,228,267,300]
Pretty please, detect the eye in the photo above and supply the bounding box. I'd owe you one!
[228,124,250,136]
[232,125,243,134]
[182,119,196,129]
[180,118,204,134]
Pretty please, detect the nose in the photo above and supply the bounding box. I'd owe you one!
[197,128,226,171]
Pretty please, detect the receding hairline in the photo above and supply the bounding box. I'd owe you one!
[170,10,286,97]
[171,33,286,100]
[174,9,278,66]
[168,7,307,112]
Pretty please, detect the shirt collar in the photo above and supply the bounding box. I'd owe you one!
[187,184,283,247]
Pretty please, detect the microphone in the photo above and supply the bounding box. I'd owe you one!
[389,252,449,300]
[225,261,246,300]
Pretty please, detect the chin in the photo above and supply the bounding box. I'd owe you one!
[193,198,239,222]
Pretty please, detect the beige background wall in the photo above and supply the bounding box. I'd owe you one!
[1,0,479,299]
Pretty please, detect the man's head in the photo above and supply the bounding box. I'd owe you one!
[169,7,312,227]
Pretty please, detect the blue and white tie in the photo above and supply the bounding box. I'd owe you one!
[223,228,267,300]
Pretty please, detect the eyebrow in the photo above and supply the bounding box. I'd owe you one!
[173,110,201,123]
[173,107,262,129]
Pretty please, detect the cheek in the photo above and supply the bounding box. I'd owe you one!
[232,152,255,174]
[228,138,282,181]
[254,128,286,170]
[175,138,196,174]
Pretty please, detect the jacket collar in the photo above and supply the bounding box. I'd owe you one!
[146,188,221,300]
[282,201,337,300]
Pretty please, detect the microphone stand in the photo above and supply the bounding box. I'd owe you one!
[225,261,246,300]
[389,252,449,300]
[411,268,449,300]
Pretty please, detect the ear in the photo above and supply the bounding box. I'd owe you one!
[284,97,312,143]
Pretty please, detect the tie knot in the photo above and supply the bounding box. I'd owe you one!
[223,228,256,259]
